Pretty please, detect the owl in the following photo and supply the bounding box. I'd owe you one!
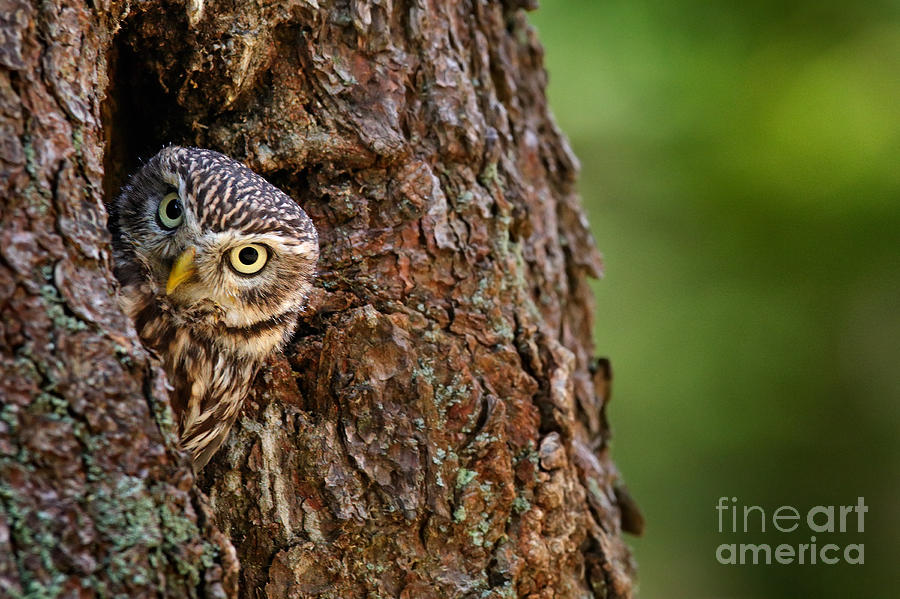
[111,146,318,468]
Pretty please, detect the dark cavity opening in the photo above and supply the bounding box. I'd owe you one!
[102,16,191,207]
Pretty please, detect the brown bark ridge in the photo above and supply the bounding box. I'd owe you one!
[1,0,638,597]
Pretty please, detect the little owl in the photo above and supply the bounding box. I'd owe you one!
[111,146,318,468]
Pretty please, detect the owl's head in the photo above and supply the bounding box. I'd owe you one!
[113,146,318,332]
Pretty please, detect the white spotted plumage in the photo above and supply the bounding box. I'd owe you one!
[111,146,318,468]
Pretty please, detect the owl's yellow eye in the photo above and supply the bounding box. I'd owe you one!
[158,192,184,229]
[229,243,268,275]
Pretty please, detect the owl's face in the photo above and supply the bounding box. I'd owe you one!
[114,147,318,330]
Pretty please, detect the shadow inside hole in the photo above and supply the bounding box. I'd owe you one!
[102,20,191,209]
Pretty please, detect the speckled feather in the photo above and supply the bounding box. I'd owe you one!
[112,146,318,468]
[157,148,315,239]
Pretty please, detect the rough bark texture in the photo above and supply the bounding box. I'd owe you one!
[1,0,636,597]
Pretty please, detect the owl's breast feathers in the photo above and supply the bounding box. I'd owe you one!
[123,284,296,468]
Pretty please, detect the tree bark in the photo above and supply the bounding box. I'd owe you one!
[1,1,637,597]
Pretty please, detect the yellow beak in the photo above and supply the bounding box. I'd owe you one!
[166,247,197,295]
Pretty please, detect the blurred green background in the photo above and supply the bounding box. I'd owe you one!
[531,2,899,598]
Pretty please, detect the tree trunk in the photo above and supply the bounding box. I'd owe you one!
[1,1,637,597]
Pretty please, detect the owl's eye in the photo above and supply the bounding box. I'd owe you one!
[229,243,268,275]
[157,191,184,230]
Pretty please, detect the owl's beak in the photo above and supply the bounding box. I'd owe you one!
[166,247,197,295]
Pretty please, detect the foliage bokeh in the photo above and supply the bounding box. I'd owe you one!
[531,2,900,597]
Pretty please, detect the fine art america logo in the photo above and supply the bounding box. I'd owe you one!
[715,497,867,565]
